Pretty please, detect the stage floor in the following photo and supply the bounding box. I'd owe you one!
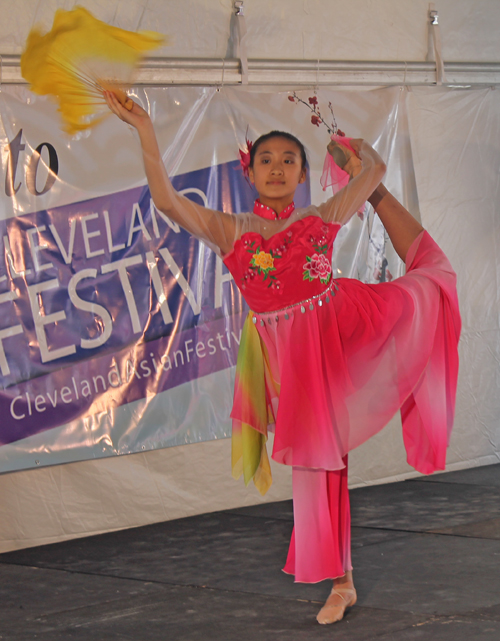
[1,463,500,640]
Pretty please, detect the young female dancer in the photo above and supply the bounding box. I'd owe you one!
[104,92,460,625]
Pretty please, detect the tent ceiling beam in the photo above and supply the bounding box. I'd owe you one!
[2,56,500,87]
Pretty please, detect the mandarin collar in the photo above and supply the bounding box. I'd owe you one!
[253,199,295,220]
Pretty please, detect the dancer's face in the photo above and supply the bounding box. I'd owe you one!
[249,137,306,211]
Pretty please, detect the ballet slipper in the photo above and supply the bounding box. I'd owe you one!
[327,140,349,169]
[316,586,357,625]
[326,140,362,178]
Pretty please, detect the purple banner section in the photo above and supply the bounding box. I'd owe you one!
[1,311,246,446]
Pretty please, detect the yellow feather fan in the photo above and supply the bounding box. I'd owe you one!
[21,7,165,134]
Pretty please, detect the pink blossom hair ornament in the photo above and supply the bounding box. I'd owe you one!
[239,137,253,179]
[289,92,344,136]
[288,92,361,206]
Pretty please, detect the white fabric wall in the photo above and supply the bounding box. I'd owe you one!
[408,87,500,468]
[1,1,500,552]
[351,86,500,485]
[0,436,294,552]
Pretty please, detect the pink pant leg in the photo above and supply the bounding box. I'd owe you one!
[283,456,352,583]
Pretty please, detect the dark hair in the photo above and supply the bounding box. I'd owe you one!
[249,130,307,169]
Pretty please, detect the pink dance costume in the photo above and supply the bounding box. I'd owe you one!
[153,140,460,583]
[226,198,461,583]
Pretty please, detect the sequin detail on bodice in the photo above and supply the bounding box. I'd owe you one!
[224,216,341,313]
[253,199,295,220]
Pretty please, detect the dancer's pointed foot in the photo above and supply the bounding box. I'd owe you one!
[316,585,357,625]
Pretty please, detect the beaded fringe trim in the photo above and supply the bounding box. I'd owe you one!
[252,280,339,326]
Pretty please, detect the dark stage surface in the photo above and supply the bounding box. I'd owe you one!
[1,463,500,640]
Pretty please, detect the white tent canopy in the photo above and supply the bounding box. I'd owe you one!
[2,0,500,85]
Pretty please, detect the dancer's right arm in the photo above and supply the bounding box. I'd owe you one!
[105,92,237,255]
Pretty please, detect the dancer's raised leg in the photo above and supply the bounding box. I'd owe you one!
[368,184,424,262]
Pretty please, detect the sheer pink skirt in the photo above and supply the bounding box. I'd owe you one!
[252,231,460,476]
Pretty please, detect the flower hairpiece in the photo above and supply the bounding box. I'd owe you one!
[239,135,253,179]
[288,92,345,137]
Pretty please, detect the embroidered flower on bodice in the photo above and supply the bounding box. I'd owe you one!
[303,253,332,284]
[251,251,275,272]
[242,234,293,290]
[303,225,333,284]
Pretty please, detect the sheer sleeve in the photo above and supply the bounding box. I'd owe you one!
[146,153,241,256]
[150,157,242,255]
[135,121,243,256]
[317,141,386,226]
